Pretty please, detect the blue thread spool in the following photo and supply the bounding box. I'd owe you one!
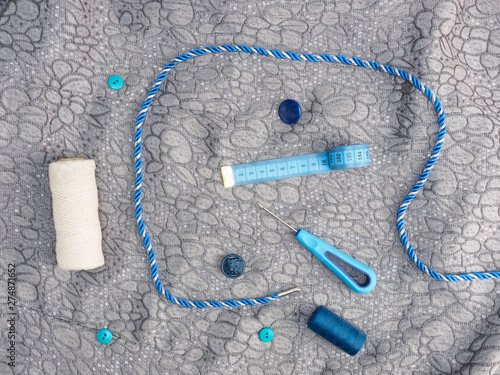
[307,305,366,356]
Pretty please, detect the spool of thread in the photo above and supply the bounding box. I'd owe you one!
[307,305,366,356]
[49,158,104,271]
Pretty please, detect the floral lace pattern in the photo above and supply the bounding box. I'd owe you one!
[1,0,500,374]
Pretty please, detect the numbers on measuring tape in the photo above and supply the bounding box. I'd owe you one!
[222,144,370,187]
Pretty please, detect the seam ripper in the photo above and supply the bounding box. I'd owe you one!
[257,202,377,294]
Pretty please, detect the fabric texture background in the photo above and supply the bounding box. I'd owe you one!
[1,0,500,374]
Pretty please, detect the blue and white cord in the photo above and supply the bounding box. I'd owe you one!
[134,45,499,308]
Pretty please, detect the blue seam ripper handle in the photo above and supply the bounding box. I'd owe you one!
[221,144,370,187]
[295,229,377,294]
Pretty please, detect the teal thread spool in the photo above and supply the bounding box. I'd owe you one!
[307,305,366,356]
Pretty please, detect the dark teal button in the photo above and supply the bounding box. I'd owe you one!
[108,75,123,90]
[221,254,245,278]
[278,99,301,124]
[259,327,274,342]
[97,329,112,344]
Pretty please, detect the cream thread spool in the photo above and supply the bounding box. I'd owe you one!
[49,158,105,270]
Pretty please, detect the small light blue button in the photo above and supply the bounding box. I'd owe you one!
[278,99,301,124]
[108,75,123,90]
[97,329,112,344]
[259,327,274,342]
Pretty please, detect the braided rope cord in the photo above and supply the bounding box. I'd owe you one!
[134,45,500,308]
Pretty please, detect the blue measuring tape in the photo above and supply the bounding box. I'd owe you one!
[221,144,370,187]
[133,45,500,309]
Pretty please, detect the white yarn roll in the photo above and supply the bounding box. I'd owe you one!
[49,159,105,270]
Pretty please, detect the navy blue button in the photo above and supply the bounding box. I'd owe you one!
[221,254,245,278]
[278,99,301,124]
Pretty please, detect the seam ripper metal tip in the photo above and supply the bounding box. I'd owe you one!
[257,202,377,294]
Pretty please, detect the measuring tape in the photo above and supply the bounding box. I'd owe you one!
[221,144,370,187]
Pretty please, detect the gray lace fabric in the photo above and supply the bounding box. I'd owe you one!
[1,0,500,374]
